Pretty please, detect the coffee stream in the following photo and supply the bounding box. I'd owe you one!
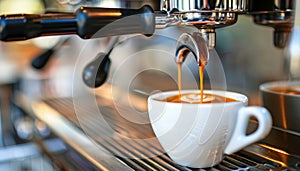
[199,64,205,103]
[177,63,206,104]
[177,63,183,98]
[174,59,236,104]
[171,33,237,104]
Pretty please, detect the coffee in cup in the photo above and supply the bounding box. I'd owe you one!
[148,90,272,168]
[162,92,237,103]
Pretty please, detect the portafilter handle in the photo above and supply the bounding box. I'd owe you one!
[0,5,155,41]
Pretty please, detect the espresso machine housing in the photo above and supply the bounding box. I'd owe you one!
[1,0,300,170]
[0,0,294,48]
[0,0,295,86]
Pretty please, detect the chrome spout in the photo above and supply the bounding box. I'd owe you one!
[161,0,295,49]
[159,0,242,50]
[248,0,295,48]
[175,32,209,66]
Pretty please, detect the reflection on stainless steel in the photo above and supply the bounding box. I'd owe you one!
[159,0,295,49]
[175,32,209,65]
[1,0,300,170]
[260,81,300,133]
[28,99,132,170]
[17,91,300,170]
[248,0,294,48]
[289,0,300,79]
[0,138,67,170]
[0,0,294,48]
[159,0,242,50]
[44,0,161,12]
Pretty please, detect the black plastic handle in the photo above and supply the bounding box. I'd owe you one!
[0,5,155,41]
[0,13,77,41]
[31,49,55,69]
[82,52,111,88]
[76,5,155,38]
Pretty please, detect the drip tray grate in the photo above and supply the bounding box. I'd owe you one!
[43,97,296,171]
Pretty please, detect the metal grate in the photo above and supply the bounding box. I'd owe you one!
[45,98,288,171]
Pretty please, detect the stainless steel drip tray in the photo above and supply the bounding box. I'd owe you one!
[17,93,300,171]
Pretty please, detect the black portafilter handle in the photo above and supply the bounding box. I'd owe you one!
[0,5,155,41]
[82,52,111,88]
[31,49,55,69]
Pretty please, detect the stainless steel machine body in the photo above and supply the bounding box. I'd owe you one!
[0,0,300,170]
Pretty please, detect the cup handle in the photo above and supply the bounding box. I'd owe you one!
[224,106,272,154]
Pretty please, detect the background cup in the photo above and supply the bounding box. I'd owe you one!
[260,81,300,133]
[148,90,272,168]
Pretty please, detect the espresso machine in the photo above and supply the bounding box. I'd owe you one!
[0,0,300,170]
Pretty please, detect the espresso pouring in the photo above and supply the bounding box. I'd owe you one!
[172,32,219,104]
[164,63,236,104]
[176,63,209,103]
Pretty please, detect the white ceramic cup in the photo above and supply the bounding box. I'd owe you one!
[148,90,272,168]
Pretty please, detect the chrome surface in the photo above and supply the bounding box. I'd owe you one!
[0,138,67,171]
[248,0,294,48]
[155,9,237,49]
[159,0,242,49]
[1,1,299,170]
[260,81,300,133]
[20,96,133,170]
[0,0,294,49]
[161,0,247,12]
[289,0,300,79]
[17,90,300,171]
[159,0,295,49]
[175,32,209,65]
[251,11,293,48]
[159,0,295,48]
[44,0,161,12]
